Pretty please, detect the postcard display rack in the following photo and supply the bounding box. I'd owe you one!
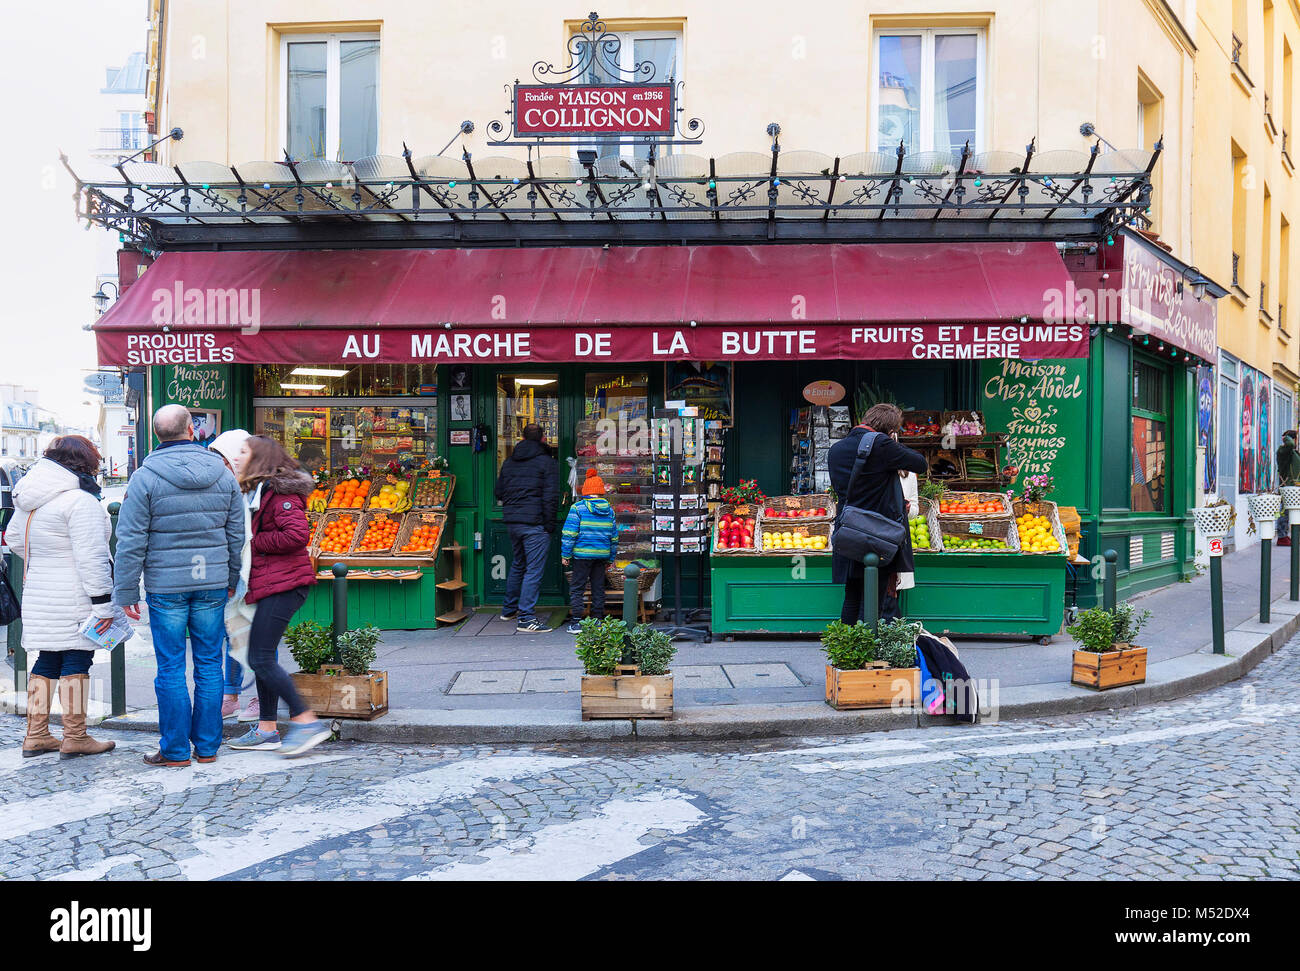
[651,409,711,642]
[790,406,852,494]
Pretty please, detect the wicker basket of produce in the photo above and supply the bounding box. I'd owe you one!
[900,410,943,443]
[1057,504,1083,558]
[926,448,965,482]
[937,491,1014,518]
[760,493,835,522]
[1012,499,1069,555]
[366,474,415,513]
[713,506,758,553]
[312,511,363,559]
[909,497,944,551]
[394,511,446,557]
[961,444,1002,482]
[758,520,832,553]
[305,512,322,551]
[350,510,402,556]
[941,410,987,444]
[306,478,334,514]
[327,476,372,510]
[603,563,661,591]
[940,516,1020,552]
[410,474,455,511]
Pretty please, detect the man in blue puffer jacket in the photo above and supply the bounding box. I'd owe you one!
[113,404,245,768]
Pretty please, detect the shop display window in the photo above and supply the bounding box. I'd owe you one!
[1131,360,1169,513]
[254,364,439,398]
[254,403,437,472]
[496,374,560,472]
[577,372,653,559]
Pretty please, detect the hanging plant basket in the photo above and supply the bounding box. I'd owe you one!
[1192,504,1233,538]
[1250,493,1282,522]
[1281,486,1300,511]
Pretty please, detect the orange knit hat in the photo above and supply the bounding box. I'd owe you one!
[581,468,607,496]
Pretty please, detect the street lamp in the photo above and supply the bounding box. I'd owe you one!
[92,281,119,316]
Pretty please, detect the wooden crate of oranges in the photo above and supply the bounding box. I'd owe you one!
[313,511,362,559]
[351,511,402,555]
[395,512,446,557]
[327,476,372,510]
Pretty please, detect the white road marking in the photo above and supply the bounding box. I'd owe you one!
[793,718,1259,774]
[0,751,354,843]
[50,853,143,880]
[745,724,1090,760]
[177,754,590,881]
[409,788,705,881]
[779,868,816,881]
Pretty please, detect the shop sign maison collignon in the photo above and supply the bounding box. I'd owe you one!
[488,11,702,148]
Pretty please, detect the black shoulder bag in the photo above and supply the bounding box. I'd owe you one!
[830,432,909,567]
[1,554,21,626]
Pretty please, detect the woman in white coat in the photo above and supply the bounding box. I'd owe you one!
[10,436,117,758]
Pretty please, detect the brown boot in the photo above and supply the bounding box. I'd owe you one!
[57,674,115,760]
[22,675,62,758]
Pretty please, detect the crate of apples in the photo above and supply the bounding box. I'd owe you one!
[938,495,1006,516]
[715,512,756,551]
[317,516,359,556]
[763,505,828,520]
[355,514,399,554]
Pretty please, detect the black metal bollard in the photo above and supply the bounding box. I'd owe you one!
[107,502,126,717]
[1291,518,1299,602]
[863,553,881,627]
[1103,549,1118,611]
[1261,533,1272,624]
[331,562,349,662]
[623,563,640,625]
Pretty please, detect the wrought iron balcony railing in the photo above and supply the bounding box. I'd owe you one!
[97,128,150,153]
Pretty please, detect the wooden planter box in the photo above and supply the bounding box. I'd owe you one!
[291,666,389,720]
[825,664,921,710]
[580,665,673,720]
[1071,645,1147,690]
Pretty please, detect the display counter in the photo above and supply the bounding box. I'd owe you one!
[709,552,840,636]
[900,551,1066,641]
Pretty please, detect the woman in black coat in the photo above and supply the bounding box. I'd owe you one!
[828,403,928,624]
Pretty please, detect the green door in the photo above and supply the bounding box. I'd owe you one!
[482,368,571,605]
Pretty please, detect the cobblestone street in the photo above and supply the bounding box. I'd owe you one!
[2,636,1298,882]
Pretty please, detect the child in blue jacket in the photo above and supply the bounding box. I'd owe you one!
[562,469,619,634]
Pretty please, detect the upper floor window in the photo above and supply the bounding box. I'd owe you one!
[282,33,379,162]
[872,28,985,157]
[574,28,682,162]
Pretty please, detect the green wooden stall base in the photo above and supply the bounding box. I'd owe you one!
[901,551,1066,639]
[709,553,841,635]
[298,568,441,631]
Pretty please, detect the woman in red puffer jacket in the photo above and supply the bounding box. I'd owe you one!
[226,436,329,758]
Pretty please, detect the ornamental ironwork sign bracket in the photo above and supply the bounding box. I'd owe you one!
[485,11,704,150]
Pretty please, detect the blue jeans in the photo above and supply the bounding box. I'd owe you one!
[147,588,228,761]
[222,634,244,695]
[503,524,550,623]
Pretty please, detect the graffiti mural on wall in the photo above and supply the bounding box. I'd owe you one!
[1239,369,1256,494]
[1197,365,1216,493]
[1257,375,1272,491]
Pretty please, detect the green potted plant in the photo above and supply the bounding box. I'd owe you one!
[822,617,922,710]
[577,617,676,719]
[288,622,389,720]
[1069,603,1150,690]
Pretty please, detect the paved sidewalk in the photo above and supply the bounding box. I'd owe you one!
[2,543,1291,740]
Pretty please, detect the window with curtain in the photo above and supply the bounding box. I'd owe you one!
[284,33,379,161]
[874,28,984,157]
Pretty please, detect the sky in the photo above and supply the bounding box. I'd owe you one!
[0,0,149,428]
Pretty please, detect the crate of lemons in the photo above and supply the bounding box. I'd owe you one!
[760,523,830,552]
[1016,510,1065,554]
[368,477,413,513]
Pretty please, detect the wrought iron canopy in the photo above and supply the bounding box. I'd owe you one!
[65,138,1160,252]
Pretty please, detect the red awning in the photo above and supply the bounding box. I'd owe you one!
[95,242,1089,365]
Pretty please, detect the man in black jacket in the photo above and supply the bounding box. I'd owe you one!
[494,424,560,632]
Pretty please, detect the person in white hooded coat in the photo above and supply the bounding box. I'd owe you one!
[9,436,117,758]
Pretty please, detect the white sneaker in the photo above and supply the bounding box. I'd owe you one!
[237,697,260,723]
